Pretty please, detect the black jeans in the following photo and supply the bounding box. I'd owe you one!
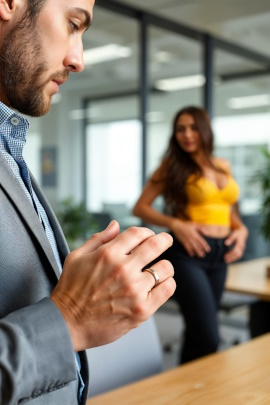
[162,234,228,364]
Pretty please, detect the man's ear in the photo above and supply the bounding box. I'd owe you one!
[0,0,16,21]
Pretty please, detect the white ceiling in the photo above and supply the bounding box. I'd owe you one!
[122,0,270,56]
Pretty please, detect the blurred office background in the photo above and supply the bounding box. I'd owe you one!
[25,0,270,257]
[24,0,270,376]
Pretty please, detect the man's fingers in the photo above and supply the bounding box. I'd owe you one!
[79,220,120,254]
[129,232,173,268]
[142,260,174,291]
[148,277,177,311]
[106,226,157,255]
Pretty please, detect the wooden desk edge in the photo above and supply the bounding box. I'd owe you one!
[87,333,270,404]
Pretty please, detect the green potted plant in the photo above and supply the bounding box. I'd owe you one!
[56,197,98,251]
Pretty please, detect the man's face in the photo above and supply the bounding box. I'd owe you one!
[0,0,94,117]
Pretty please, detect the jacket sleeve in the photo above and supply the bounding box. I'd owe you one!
[0,297,77,404]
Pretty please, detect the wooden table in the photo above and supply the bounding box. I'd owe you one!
[226,257,270,301]
[87,334,270,405]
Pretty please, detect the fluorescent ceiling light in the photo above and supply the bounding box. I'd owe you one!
[155,74,205,92]
[228,94,270,109]
[83,44,132,66]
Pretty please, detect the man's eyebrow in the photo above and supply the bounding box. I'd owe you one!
[73,7,92,30]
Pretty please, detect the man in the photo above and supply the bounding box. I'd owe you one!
[0,0,175,404]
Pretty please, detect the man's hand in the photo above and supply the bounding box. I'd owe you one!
[50,221,175,352]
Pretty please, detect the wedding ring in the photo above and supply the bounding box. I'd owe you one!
[143,268,160,288]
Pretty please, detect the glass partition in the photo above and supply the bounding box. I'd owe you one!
[83,9,140,230]
[85,98,141,230]
[213,49,270,258]
[213,49,270,215]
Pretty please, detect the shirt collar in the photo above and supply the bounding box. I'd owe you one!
[0,101,30,132]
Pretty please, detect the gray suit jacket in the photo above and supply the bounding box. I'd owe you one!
[0,152,89,404]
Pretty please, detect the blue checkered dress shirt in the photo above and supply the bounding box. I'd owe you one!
[0,101,84,401]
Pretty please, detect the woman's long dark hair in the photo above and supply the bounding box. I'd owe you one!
[159,106,215,219]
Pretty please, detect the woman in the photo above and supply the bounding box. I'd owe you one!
[133,106,248,364]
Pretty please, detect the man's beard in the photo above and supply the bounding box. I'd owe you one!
[0,14,50,117]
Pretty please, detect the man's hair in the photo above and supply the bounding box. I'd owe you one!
[27,0,47,19]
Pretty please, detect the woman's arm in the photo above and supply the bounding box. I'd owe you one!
[133,166,177,230]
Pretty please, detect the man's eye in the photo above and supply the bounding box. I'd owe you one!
[70,21,80,31]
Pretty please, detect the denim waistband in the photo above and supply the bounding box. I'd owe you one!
[170,233,228,245]
[169,232,229,264]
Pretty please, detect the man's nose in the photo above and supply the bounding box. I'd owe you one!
[64,39,84,73]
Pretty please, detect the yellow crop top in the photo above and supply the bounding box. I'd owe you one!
[184,175,240,226]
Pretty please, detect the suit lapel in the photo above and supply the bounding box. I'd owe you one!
[0,152,62,279]
[30,174,70,261]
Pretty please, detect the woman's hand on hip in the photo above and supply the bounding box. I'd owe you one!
[224,226,248,263]
[171,219,211,258]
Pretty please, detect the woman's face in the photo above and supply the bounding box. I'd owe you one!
[175,113,201,154]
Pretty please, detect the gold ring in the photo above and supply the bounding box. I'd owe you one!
[143,268,160,287]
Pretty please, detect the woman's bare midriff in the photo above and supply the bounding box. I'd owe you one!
[203,224,231,239]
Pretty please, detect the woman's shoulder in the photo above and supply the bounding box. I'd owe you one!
[213,157,232,174]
